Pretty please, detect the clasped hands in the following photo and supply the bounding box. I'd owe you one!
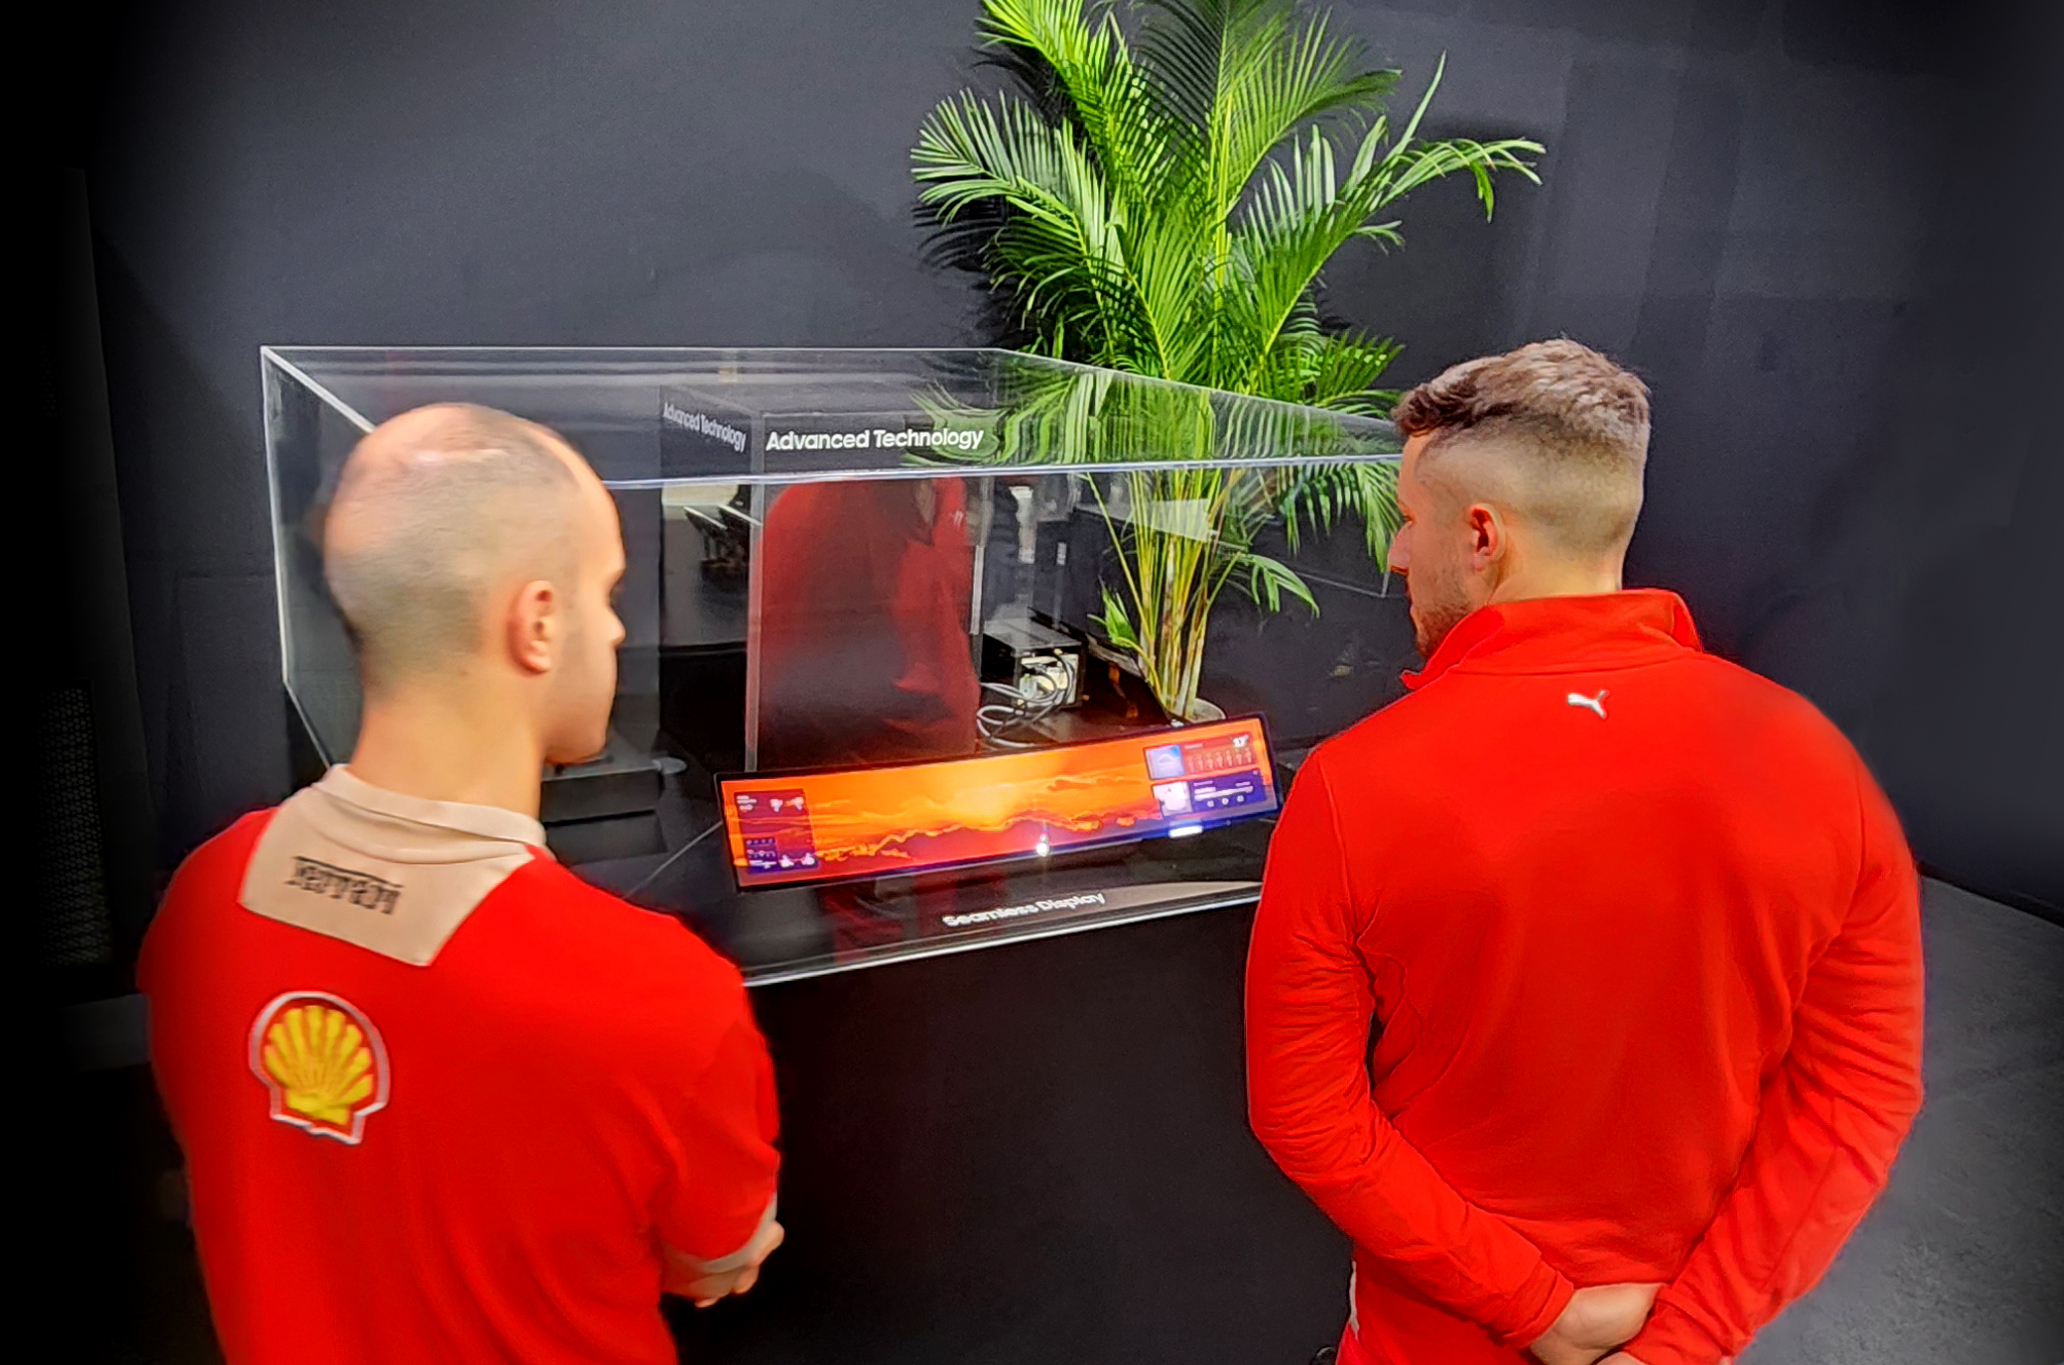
[1525,1281,1658,1365]
[660,1216,787,1309]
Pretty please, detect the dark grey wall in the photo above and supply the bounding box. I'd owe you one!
[74,0,2059,894]
[1319,0,2062,911]
[77,0,989,872]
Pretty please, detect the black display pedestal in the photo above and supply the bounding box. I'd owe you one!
[674,902,1351,1365]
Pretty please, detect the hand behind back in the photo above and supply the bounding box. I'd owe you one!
[1525,1282,1662,1365]
[660,1218,786,1308]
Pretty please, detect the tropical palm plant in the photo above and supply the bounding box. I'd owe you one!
[913,0,1540,719]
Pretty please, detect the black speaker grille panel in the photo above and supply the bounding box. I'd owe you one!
[36,684,114,966]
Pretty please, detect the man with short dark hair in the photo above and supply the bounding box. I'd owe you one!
[1246,340,1923,1365]
[142,403,783,1365]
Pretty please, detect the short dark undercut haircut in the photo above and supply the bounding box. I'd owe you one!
[1392,339,1651,556]
[324,403,583,692]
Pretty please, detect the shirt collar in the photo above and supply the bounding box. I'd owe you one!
[1402,588,1703,691]
[315,765,549,852]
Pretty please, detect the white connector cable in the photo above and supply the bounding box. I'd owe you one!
[976,668,1066,749]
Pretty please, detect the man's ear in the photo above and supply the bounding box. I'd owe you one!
[507,579,559,675]
[1466,503,1504,571]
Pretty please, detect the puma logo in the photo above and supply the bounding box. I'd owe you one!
[1566,690,1608,719]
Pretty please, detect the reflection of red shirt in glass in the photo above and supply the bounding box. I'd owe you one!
[753,478,980,771]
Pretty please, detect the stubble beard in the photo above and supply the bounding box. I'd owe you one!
[1408,566,1474,660]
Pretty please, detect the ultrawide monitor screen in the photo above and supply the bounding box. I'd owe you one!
[719,716,1280,889]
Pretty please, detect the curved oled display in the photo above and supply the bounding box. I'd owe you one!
[719,716,1280,889]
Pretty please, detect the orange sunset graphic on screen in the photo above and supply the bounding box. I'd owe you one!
[722,719,1278,887]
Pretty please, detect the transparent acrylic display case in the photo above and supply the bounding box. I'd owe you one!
[263,347,1412,981]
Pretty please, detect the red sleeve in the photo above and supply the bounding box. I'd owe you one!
[1628,758,1924,1365]
[137,810,271,999]
[1244,755,1574,1348]
[653,989,782,1267]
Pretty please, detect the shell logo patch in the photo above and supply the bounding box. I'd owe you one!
[249,992,390,1144]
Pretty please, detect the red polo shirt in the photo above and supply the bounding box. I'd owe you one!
[1245,590,1923,1365]
[140,768,780,1365]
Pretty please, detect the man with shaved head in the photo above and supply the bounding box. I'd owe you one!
[1246,341,1923,1365]
[324,404,621,763]
[141,404,783,1365]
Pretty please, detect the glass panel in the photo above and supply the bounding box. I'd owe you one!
[263,347,1410,982]
[263,350,372,764]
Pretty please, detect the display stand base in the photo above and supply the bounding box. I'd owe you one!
[541,729,663,824]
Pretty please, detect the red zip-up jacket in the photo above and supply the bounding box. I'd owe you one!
[1245,590,1923,1365]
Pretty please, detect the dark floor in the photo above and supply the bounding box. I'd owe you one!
[1737,880,2064,1365]
[45,879,2064,1364]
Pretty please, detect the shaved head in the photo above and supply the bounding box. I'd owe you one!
[1415,433,1641,560]
[324,403,590,692]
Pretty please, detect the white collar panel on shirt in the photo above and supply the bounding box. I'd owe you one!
[238,767,552,967]
[314,765,550,850]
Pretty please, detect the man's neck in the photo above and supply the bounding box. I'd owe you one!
[345,685,545,820]
[1485,558,1624,606]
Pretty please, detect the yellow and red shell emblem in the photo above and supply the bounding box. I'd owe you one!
[248,993,389,1143]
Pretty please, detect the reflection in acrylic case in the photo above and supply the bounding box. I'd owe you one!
[262,346,1407,982]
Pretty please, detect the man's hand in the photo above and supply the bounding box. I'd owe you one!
[1526,1282,1663,1365]
[661,1217,785,1308]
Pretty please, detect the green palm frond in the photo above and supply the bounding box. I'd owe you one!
[1279,457,1401,561]
[1137,0,1397,211]
[914,0,1540,718]
[1291,323,1405,413]
[981,0,1185,206]
[916,92,1151,358]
